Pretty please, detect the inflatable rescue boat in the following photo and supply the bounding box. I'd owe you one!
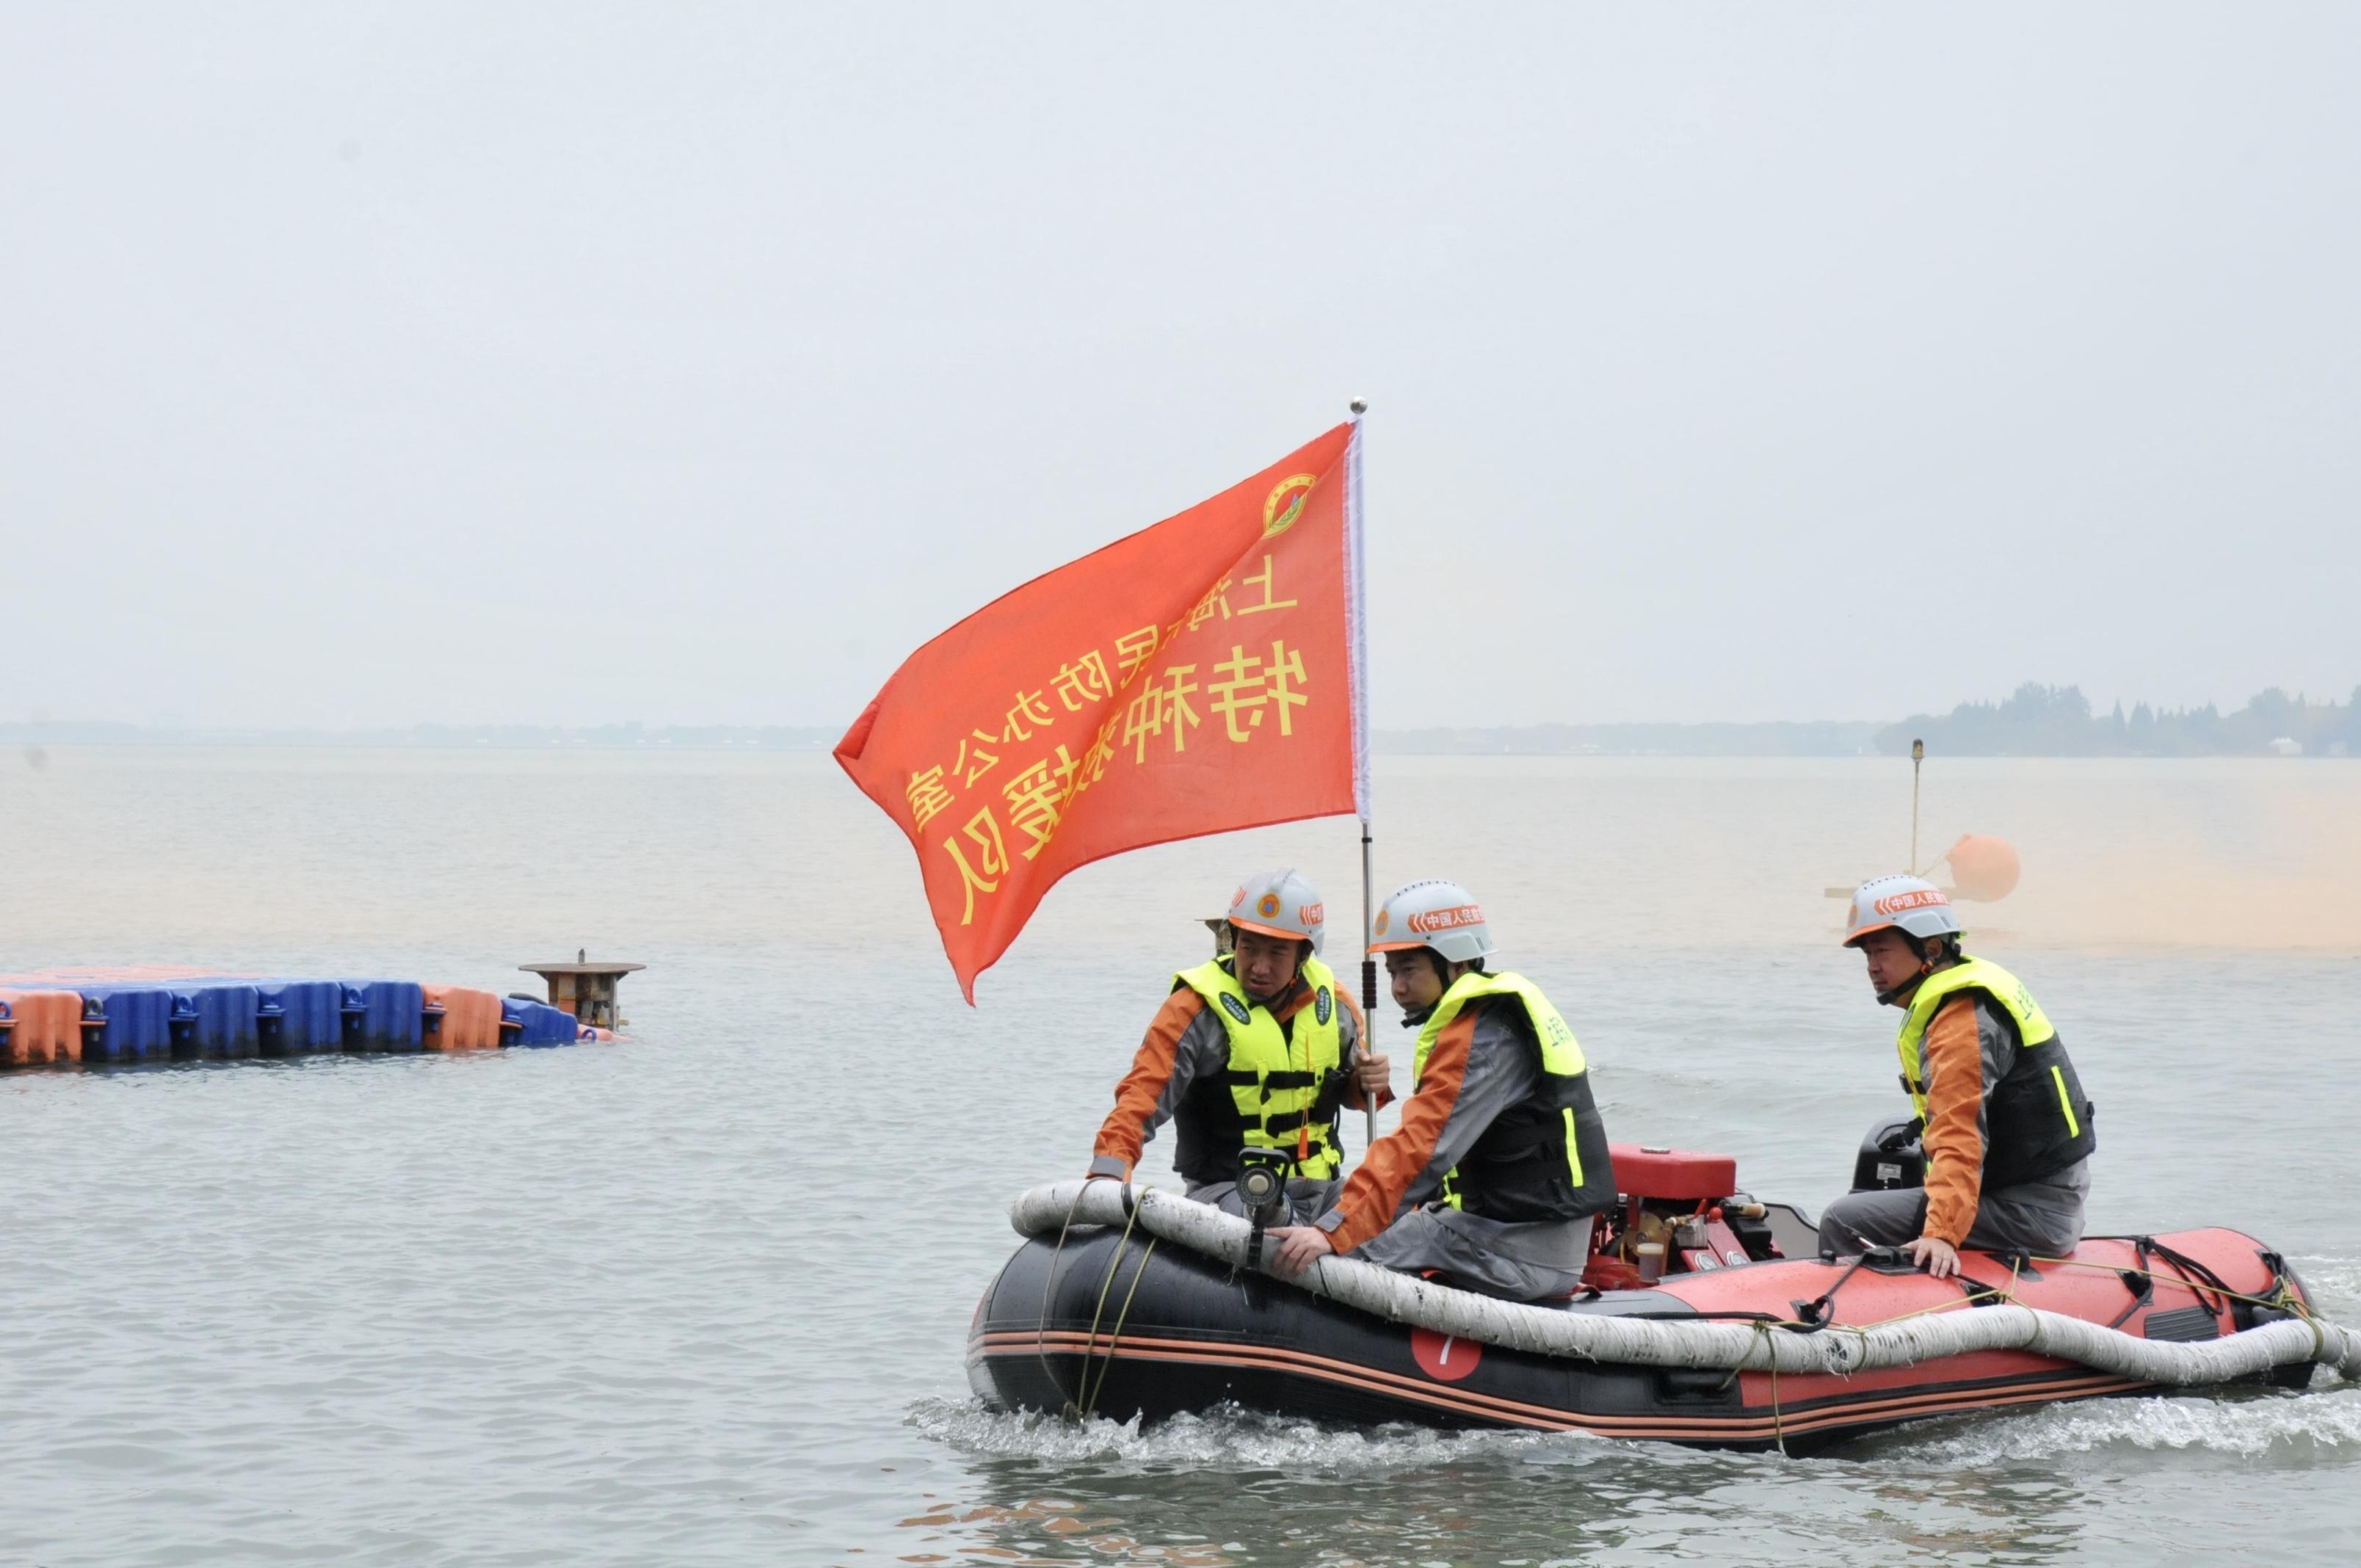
[969,1138,2359,1452]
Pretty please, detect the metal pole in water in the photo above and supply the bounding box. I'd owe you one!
[1910,737,1925,873]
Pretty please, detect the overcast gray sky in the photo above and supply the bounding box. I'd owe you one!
[4,4,2354,730]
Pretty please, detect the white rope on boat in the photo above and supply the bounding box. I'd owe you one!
[1010,1180,2361,1385]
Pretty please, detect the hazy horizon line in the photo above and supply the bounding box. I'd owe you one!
[9,708,2350,761]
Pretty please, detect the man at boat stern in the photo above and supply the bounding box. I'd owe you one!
[1268,880,1619,1302]
[1084,869,1391,1222]
[1821,874,2097,1277]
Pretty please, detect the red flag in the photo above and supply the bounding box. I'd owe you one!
[837,422,1369,1001]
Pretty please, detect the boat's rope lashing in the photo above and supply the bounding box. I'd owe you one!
[1034,1184,1091,1420]
[1083,1237,1160,1421]
[1073,1191,1150,1422]
[1009,1180,2361,1386]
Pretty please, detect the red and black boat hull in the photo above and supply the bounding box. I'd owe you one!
[968,1222,2312,1452]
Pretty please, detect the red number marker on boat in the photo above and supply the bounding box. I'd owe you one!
[1410,1327,1483,1382]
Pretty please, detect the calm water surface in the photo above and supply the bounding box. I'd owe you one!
[3,748,2357,1565]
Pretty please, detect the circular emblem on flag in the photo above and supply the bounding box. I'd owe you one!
[1255,892,1282,919]
[1315,987,1332,1026]
[1220,992,1254,1025]
[1263,473,1317,538]
[1410,1327,1481,1382]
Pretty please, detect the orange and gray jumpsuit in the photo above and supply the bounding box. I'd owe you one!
[1313,981,1616,1302]
[1819,987,2092,1257]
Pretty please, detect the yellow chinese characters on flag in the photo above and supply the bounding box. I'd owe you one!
[835,422,1369,1001]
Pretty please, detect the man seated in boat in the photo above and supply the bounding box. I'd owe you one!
[1266,879,1619,1302]
[1084,869,1390,1222]
[1822,874,2097,1279]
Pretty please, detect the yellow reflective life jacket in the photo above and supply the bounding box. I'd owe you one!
[1411,970,1617,1222]
[1172,956,1346,1181]
[1896,955,2095,1188]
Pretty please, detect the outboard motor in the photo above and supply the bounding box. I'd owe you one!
[1852,1117,1926,1192]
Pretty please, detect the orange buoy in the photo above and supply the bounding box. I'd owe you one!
[1945,834,2021,902]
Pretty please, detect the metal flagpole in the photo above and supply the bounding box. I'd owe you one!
[1348,397,1377,1153]
[1361,816,1377,1148]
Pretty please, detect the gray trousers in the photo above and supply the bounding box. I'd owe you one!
[1818,1184,2085,1259]
[1352,1205,1595,1303]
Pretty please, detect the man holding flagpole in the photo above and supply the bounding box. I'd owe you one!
[1084,869,1391,1220]
[838,405,1401,1217]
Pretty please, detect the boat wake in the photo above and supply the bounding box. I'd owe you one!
[916,1382,2361,1474]
[1874,1384,2361,1466]
[908,1395,1632,1474]
[2291,1255,2361,1314]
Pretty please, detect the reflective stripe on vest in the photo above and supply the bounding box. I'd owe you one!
[1411,970,1589,1205]
[1174,956,1345,1180]
[1894,956,2057,1124]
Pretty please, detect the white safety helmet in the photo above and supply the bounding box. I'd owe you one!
[1841,874,1962,950]
[1227,868,1326,956]
[1369,879,1496,966]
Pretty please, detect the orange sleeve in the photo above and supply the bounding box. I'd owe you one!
[1090,989,1204,1179]
[1334,985,1395,1112]
[1321,1011,1473,1253]
[1919,995,1987,1247]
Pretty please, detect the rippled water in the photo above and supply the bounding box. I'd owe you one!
[2,747,2356,1564]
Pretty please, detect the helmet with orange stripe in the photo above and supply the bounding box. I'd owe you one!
[1841,874,1961,950]
[1843,874,1964,1003]
[1370,879,1495,966]
[1225,868,1325,957]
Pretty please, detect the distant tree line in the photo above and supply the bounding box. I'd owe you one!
[1877,683,2360,757]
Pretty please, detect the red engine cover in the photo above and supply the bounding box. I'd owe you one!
[1609,1143,1737,1201]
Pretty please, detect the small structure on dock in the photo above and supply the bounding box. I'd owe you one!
[519,951,643,1031]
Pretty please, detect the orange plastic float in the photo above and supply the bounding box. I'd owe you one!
[0,990,84,1067]
[421,984,506,1050]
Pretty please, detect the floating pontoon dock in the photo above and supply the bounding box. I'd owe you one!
[0,965,624,1068]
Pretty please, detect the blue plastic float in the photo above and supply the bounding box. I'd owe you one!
[77,986,175,1064]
